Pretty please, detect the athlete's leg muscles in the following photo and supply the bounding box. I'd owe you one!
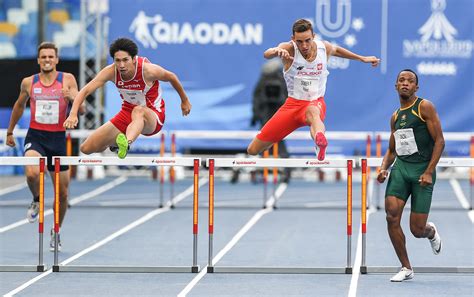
[305,105,327,160]
[80,122,121,154]
[24,149,42,197]
[409,212,434,238]
[247,138,274,156]
[305,105,325,138]
[385,196,412,269]
[126,106,158,143]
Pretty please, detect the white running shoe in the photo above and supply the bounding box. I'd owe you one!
[390,267,414,282]
[428,222,442,255]
[26,201,39,223]
[49,228,62,252]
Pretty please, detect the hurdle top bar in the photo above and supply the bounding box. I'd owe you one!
[362,157,473,168]
[53,156,200,167]
[0,156,45,166]
[172,130,372,141]
[375,131,473,141]
[207,158,352,168]
[0,129,165,139]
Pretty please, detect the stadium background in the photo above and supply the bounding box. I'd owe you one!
[0,0,472,157]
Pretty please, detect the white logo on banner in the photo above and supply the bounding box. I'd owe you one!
[129,11,262,47]
[313,0,365,69]
[403,0,473,76]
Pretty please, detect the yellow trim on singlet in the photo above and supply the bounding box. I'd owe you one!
[418,99,426,122]
[393,110,400,122]
[399,97,418,111]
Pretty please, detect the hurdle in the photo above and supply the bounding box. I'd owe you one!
[0,157,47,272]
[360,157,474,274]
[206,157,354,274]
[51,156,201,273]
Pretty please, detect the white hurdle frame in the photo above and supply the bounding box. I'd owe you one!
[360,157,474,274]
[51,156,201,273]
[0,157,47,272]
[206,157,354,274]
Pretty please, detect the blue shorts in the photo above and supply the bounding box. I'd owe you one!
[24,128,68,172]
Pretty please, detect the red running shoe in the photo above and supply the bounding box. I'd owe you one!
[315,132,328,161]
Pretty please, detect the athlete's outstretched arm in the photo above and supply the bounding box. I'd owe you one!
[377,113,397,183]
[145,63,191,116]
[419,100,445,186]
[6,77,31,147]
[64,65,114,129]
[263,42,293,60]
[324,41,380,67]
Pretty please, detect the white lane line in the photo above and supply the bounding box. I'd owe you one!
[0,182,27,197]
[0,176,128,233]
[4,269,53,297]
[68,176,128,206]
[178,183,287,297]
[4,178,207,296]
[348,178,376,297]
[449,178,474,223]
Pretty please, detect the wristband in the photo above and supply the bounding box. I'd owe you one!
[7,132,13,136]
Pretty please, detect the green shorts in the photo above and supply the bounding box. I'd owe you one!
[385,159,436,214]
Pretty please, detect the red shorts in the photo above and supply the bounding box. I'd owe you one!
[257,97,326,143]
[110,101,165,136]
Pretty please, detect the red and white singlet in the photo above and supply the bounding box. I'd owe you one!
[112,56,165,135]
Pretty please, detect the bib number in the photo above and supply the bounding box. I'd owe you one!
[118,89,146,106]
[394,128,419,156]
[35,100,59,124]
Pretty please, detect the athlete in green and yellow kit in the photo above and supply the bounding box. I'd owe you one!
[377,69,445,282]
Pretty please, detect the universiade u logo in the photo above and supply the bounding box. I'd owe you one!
[315,0,352,38]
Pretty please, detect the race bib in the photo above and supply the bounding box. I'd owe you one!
[35,100,59,124]
[118,89,146,106]
[293,76,319,99]
[394,128,419,156]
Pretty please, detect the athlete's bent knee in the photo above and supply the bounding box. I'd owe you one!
[247,145,259,156]
[385,212,400,227]
[80,142,93,155]
[410,224,425,238]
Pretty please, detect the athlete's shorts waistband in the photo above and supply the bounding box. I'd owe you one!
[287,96,324,102]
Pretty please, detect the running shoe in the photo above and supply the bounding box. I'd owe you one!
[109,146,118,153]
[427,222,442,255]
[49,228,62,252]
[27,201,39,223]
[390,267,414,282]
[314,132,328,161]
[116,133,130,159]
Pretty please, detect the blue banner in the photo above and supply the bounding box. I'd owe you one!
[106,0,473,154]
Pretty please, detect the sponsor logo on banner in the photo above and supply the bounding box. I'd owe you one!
[78,159,103,164]
[152,159,176,164]
[305,160,330,165]
[312,0,366,69]
[403,0,473,76]
[232,160,257,165]
[129,11,262,48]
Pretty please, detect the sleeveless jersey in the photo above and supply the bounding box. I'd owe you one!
[283,40,329,101]
[393,97,434,163]
[114,56,163,112]
[29,72,68,132]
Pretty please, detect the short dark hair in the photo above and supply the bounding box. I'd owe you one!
[397,69,419,85]
[37,42,58,57]
[109,38,138,58]
[292,19,313,35]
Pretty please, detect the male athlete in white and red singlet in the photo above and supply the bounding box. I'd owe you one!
[64,38,191,159]
[247,19,380,160]
[6,42,82,251]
